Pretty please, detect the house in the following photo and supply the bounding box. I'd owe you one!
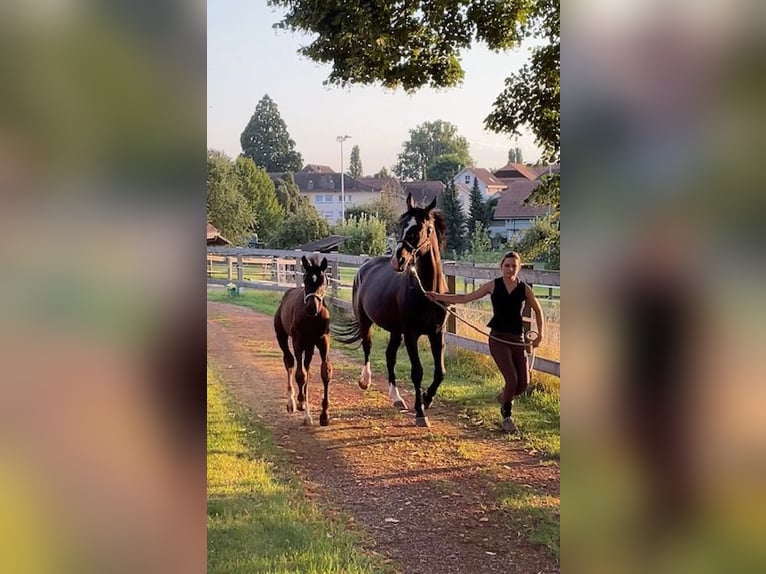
[452,167,507,212]
[206,222,231,246]
[401,180,446,208]
[300,164,335,174]
[493,162,540,180]
[489,179,551,241]
[269,170,381,224]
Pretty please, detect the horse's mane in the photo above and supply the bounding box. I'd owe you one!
[397,207,447,251]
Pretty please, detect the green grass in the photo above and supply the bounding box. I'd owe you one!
[495,482,560,560]
[207,365,393,574]
[207,288,560,458]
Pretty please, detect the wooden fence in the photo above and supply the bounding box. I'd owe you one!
[207,247,560,377]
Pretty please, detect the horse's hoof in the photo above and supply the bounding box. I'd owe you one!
[303,415,314,426]
[393,400,407,410]
[358,379,369,390]
[415,416,431,428]
[423,394,433,409]
[297,401,305,411]
[319,414,329,427]
[286,400,296,414]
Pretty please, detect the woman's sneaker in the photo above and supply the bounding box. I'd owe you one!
[502,416,517,434]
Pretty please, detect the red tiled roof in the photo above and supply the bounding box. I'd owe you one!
[206,222,232,245]
[401,180,446,206]
[469,168,506,188]
[493,162,539,181]
[493,180,551,219]
[355,177,401,192]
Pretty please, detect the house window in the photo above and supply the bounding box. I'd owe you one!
[325,194,334,202]
[464,175,471,184]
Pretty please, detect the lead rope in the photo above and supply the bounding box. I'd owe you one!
[409,267,538,373]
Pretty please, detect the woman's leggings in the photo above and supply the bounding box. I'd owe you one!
[489,330,529,417]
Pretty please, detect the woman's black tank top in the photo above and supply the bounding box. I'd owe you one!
[487,277,526,334]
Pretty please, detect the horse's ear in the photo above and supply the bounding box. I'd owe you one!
[320,257,328,271]
[301,255,310,271]
[406,193,415,210]
[425,197,437,212]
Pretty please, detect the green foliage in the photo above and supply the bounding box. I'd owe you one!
[269,1,532,91]
[467,176,490,234]
[268,0,558,193]
[426,153,466,184]
[485,2,559,165]
[232,156,285,242]
[438,179,467,258]
[240,94,303,172]
[393,120,472,181]
[348,144,363,178]
[207,150,255,246]
[268,204,330,249]
[274,172,307,215]
[332,214,387,256]
[468,221,491,261]
[509,214,560,270]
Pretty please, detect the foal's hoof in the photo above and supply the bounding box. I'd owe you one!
[297,400,305,411]
[393,399,407,410]
[415,416,431,428]
[303,414,314,426]
[319,413,329,427]
[286,399,296,414]
[358,380,369,390]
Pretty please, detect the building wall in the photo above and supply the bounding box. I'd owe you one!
[304,189,380,224]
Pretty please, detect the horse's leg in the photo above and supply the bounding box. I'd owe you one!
[316,334,332,426]
[423,331,446,410]
[275,318,296,413]
[386,332,407,410]
[403,333,429,427]
[301,344,315,425]
[358,313,374,390]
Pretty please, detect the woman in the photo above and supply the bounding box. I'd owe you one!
[425,251,544,433]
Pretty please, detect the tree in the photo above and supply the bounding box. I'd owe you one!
[333,214,387,256]
[438,179,467,258]
[509,214,560,270]
[348,144,363,178]
[274,172,306,214]
[207,150,254,246]
[426,153,465,184]
[468,222,492,262]
[393,120,472,181]
[508,146,523,163]
[268,204,330,249]
[345,181,402,234]
[467,176,491,235]
[375,166,391,178]
[231,156,285,242]
[240,94,303,172]
[269,0,559,211]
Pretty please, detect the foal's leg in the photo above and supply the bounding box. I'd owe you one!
[316,334,332,426]
[423,331,446,410]
[275,319,296,413]
[386,332,407,410]
[301,345,315,425]
[358,314,374,390]
[403,333,428,427]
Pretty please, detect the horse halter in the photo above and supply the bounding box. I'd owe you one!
[397,221,433,265]
[302,273,327,308]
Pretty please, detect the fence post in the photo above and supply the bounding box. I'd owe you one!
[236,254,244,292]
[227,256,233,281]
[521,263,534,340]
[295,256,302,287]
[445,273,457,357]
[331,259,340,302]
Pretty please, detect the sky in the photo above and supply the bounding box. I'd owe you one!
[207,0,544,175]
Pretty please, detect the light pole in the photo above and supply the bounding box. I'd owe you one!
[336,135,351,222]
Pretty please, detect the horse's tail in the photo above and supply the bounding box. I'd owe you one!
[330,310,362,348]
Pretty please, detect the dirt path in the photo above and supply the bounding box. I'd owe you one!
[208,301,560,574]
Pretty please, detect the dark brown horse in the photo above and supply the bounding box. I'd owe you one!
[274,255,333,426]
[335,193,448,426]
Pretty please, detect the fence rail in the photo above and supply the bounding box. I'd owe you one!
[207,247,560,377]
